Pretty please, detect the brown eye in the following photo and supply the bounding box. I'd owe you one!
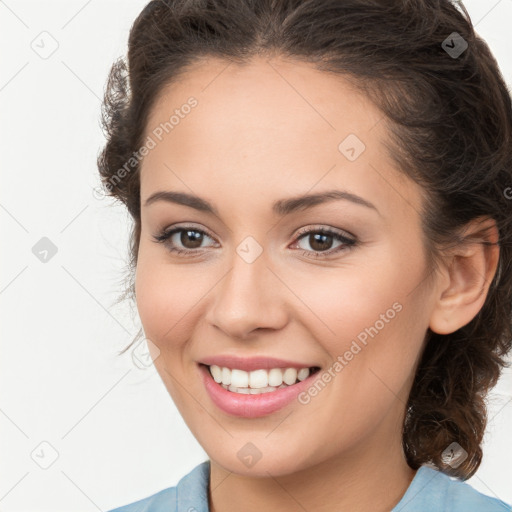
[179,229,204,249]
[152,226,217,255]
[305,232,334,252]
[293,227,357,258]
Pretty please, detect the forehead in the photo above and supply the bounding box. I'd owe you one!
[144,55,383,145]
[140,56,420,220]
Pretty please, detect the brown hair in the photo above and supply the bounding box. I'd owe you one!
[97,0,512,480]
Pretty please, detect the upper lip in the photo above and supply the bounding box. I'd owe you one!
[198,355,319,372]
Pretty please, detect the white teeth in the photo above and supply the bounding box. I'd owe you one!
[268,368,283,387]
[226,384,278,394]
[210,365,222,383]
[209,365,313,394]
[249,369,268,389]
[230,369,249,388]
[297,368,310,381]
[221,367,231,386]
[283,368,298,385]
[227,384,250,394]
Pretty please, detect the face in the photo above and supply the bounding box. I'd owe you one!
[135,56,438,477]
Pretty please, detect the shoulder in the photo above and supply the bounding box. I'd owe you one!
[106,460,211,512]
[394,465,511,512]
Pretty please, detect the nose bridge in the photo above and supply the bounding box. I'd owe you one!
[208,238,287,338]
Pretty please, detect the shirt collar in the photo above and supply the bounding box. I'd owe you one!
[176,460,211,512]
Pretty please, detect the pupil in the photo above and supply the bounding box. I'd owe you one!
[181,230,203,249]
[310,233,332,251]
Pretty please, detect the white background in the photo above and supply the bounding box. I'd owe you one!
[1,1,511,510]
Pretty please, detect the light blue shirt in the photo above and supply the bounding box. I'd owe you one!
[107,460,511,511]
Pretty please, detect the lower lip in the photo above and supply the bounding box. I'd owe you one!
[199,364,319,418]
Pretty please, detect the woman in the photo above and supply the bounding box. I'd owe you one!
[98,0,512,510]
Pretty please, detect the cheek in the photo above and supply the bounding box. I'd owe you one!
[284,252,412,350]
[289,245,429,408]
[292,267,418,395]
[134,251,208,412]
[134,250,204,346]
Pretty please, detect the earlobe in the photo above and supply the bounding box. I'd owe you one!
[429,217,500,335]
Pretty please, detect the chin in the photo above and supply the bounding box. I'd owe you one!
[204,437,319,477]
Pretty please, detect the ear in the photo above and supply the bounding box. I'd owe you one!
[429,216,500,335]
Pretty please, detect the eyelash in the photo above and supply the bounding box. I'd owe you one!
[152,224,357,259]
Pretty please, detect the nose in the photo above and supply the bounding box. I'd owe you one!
[206,248,289,339]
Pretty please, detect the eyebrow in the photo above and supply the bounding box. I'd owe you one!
[143,189,380,216]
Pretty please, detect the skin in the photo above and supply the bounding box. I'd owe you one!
[134,56,499,512]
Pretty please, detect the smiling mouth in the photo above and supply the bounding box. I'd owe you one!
[201,363,321,395]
